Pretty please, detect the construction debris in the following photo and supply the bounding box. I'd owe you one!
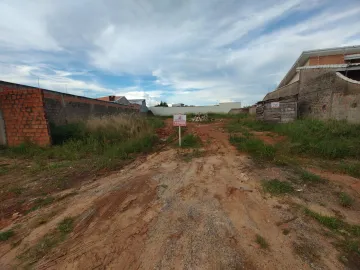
[191,113,214,122]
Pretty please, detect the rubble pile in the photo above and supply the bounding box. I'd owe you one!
[191,113,214,122]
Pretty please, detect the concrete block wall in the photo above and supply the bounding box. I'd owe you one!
[298,69,360,122]
[0,86,51,146]
[150,102,241,116]
[43,90,137,126]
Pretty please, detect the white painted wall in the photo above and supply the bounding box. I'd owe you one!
[150,102,241,116]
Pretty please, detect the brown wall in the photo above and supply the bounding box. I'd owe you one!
[308,54,345,66]
[0,84,51,146]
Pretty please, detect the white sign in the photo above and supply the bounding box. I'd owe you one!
[173,114,187,127]
[270,102,280,108]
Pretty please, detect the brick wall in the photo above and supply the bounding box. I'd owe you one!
[308,54,345,65]
[0,85,51,146]
[0,80,139,146]
[43,90,137,125]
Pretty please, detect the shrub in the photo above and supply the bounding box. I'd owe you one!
[339,192,354,208]
[255,234,269,249]
[0,229,14,241]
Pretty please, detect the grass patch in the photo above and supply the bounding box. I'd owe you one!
[57,217,74,237]
[297,169,326,184]
[230,135,276,161]
[339,192,355,208]
[337,162,360,178]
[0,229,14,241]
[304,208,344,230]
[228,116,360,160]
[255,234,269,249]
[19,216,75,266]
[26,196,55,214]
[304,208,360,236]
[262,179,294,195]
[181,134,201,148]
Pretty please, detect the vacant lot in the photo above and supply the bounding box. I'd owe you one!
[0,115,359,269]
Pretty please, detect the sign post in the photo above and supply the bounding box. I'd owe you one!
[173,114,186,147]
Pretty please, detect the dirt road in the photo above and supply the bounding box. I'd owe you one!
[0,121,350,269]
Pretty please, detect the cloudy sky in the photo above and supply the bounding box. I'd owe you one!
[0,0,359,106]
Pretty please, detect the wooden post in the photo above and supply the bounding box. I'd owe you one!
[179,126,181,147]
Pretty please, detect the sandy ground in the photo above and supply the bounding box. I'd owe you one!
[1,121,358,269]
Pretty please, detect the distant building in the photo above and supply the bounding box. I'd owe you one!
[128,99,148,113]
[97,96,130,105]
[172,103,185,107]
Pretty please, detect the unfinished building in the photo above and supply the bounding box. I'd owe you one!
[260,45,360,123]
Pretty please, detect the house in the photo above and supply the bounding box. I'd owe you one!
[128,99,148,113]
[172,103,185,107]
[97,95,130,105]
[261,45,360,123]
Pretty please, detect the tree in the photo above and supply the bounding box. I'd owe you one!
[155,101,169,107]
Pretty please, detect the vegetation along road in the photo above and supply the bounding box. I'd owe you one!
[0,114,360,269]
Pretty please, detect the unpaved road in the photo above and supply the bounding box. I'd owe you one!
[0,121,350,269]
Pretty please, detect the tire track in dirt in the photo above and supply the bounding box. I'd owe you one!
[2,121,330,269]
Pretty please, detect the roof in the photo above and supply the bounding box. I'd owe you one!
[97,96,124,102]
[277,45,360,89]
[128,99,145,102]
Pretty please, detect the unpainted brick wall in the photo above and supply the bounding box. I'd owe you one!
[308,54,345,65]
[0,86,51,146]
[43,90,138,125]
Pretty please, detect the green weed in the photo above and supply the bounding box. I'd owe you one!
[304,208,344,230]
[255,234,269,249]
[297,169,326,184]
[0,229,14,241]
[181,134,201,148]
[57,217,74,237]
[26,196,55,214]
[339,192,355,208]
[230,135,276,160]
[262,179,294,195]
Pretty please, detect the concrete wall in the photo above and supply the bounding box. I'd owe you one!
[150,102,241,116]
[298,69,360,123]
[263,81,299,101]
[43,90,137,125]
[249,106,256,115]
[0,84,51,146]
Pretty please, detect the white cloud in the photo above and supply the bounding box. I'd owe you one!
[0,0,359,106]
